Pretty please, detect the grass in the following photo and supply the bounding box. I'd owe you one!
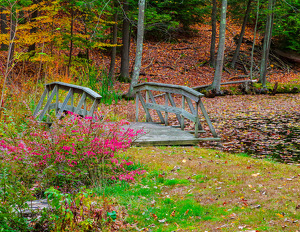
[99,146,300,231]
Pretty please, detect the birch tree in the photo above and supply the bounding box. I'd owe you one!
[209,0,217,67]
[126,0,145,98]
[210,0,227,93]
[259,0,275,87]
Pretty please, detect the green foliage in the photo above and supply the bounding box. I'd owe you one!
[77,64,121,105]
[0,168,33,232]
[272,0,300,52]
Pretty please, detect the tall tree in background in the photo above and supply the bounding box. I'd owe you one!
[108,8,118,80]
[231,0,252,68]
[210,0,227,93]
[259,0,275,87]
[127,0,145,98]
[119,0,131,82]
[209,0,217,67]
[27,0,39,53]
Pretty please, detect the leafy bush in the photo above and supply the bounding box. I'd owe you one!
[0,111,145,194]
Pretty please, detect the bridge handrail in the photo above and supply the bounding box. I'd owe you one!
[134,82,204,103]
[46,82,102,100]
[33,82,102,122]
[133,82,218,139]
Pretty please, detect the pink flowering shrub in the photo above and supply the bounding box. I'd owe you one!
[0,111,145,192]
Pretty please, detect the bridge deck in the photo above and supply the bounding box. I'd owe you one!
[128,122,220,146]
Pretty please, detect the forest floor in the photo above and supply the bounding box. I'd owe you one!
[99,22,300,93]
[99,21,300,163]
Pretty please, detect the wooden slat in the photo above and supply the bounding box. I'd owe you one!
[88,99,99,117]
[38,85,58,121]
[186,98,203,131]
[49,103,86,116]
[148,90,165,124]
[167,93,183,127]
[146,103,197,122]
[55,87,59,114]
[138,92,153,122]
[135,94,139,122]
[33,87,48,117]
[45,82,101,99]
[199,99,218,137]
[194,102,199,138]
[133,82,203,103]
[164,94,168,126]
[74,92,86,115]
[181,96,185,130]
[57,88,73,119]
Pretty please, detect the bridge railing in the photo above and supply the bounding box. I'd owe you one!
[33,82,102,122]
[133,82,219,139]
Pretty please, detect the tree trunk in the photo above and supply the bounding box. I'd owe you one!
[28,1,39,53]
[209,0,217,67]
[127,0,145,98]
[231,0,252,68]
[8,9,16,70]
[259,0,275,87]
[108,11,118,81]
[67,8,74,76]
[210,0,227,93]
[119,0,131,82]
[250,0,260,80]
[0,7,8,51]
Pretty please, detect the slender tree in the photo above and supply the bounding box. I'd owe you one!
[28,0,39,53]
[119,0,131,82]
[108,10,118,80]
[231,0,252,68]
[210,0,227,93]
[259,0,275,87]
[126,0,145,98]
[250,0,260,80]
[209,0,217,67]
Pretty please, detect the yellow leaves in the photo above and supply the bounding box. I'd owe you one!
[0,34,9,44]
[92,42,119,48]
[276,213,284,218]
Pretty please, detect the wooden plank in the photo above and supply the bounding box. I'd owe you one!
[181,96,185,130]
[74,92,86,115]
[186,98,203,130]
[146,103,197,122]
[83,98,87,117]
[49,103,87,116]
[127,122,220,146]
[167,92,183,127]
[194,102,199,138]
[133,82,203,102]
[33,87,48,117]
[164,94,168,126]
[199,99,218,137]
[135,94,139,122]
[38,85,58,121]
[148,90,165,124]
[45,82,101,99]
[57,88,73,119]
[88,99,99,117]
[138,92,153,122]
[55,87,59,114]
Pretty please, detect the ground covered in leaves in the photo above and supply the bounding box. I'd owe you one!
[102,93,300,163]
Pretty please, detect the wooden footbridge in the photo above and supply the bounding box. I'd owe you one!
[34,82,220,146]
